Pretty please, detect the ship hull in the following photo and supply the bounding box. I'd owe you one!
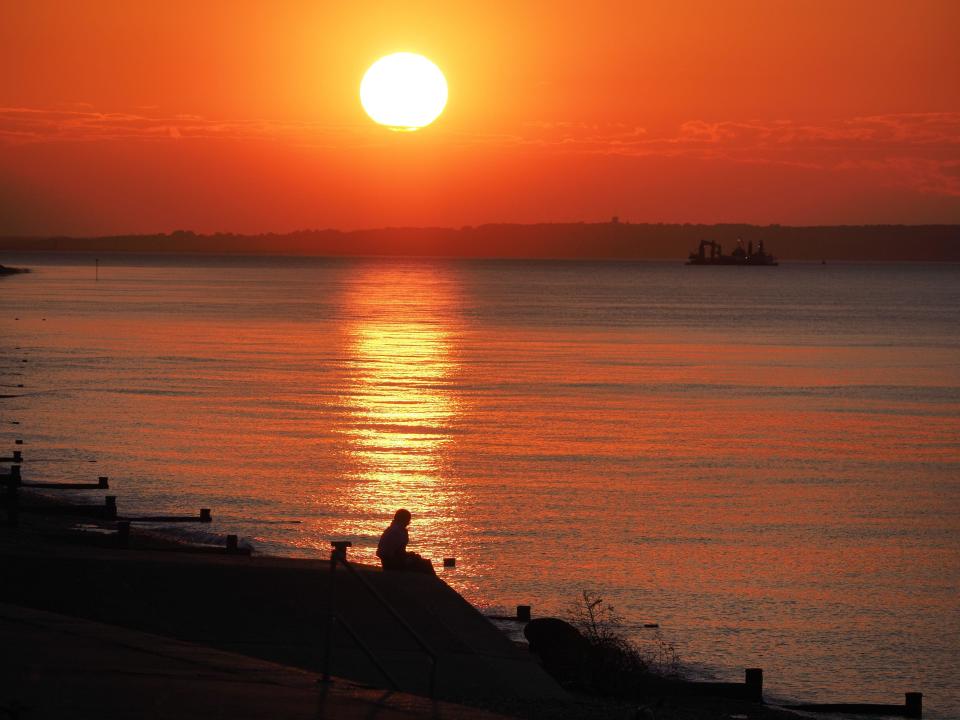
[686,259,778,266]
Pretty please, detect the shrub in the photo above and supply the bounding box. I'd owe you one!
[566,591,682,696]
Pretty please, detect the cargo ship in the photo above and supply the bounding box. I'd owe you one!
[686,238,778,266]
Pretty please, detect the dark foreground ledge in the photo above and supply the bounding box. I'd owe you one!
[0,534,565,708]
[0,602,512,720]
[0,492,806,720]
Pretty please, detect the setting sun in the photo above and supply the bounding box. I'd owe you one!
[360,52,448,131]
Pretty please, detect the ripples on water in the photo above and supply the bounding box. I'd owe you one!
[1,256,958,716]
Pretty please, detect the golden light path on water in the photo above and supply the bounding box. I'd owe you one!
[325,265,465,566]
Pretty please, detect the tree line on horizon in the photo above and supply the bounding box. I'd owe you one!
[0,223,957,262]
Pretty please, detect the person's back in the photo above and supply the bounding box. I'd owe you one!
[375,508,435,574]
[376,512,410,570]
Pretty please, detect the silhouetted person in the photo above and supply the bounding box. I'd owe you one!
[376,509,435,574]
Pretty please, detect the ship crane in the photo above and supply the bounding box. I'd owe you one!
[686,237,778,266]
[694,239,721,262]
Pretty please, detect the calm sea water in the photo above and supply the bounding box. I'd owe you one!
[2,255,959,716]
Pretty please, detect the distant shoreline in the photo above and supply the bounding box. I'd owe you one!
[1,222,959,262]
[2,252,958,269]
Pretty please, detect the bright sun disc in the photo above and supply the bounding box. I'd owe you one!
[360,53,447,131]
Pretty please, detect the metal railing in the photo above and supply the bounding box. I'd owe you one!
[321,541,439,697]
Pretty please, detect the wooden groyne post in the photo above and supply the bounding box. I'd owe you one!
[745,668,763,702]
[786,691,922,718]
[322,541,353,683]
[907,692,924,718]
[21,476,109,490]
[123,509,212,523]
[656,668,763,701]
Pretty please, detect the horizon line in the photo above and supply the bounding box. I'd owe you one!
[3,220,960,240]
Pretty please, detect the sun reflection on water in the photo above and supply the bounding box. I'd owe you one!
[326,264,466,565]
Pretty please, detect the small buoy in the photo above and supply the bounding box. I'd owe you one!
[643,623,659,628]
[443,557,456,568]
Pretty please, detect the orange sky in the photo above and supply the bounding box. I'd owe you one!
[1,0,959,235]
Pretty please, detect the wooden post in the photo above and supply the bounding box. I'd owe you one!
[9,465,21,486]
[104,496,117,519]
[905,692,922,718]
[516,605,531,622]
[745,668,763,702]
[199,508,211,522]
[226,535,238,553]
[14,439,22,445]
[12,451,21,463]
[322,542,345,684]
[331,540,352,562]
[98,476,109,489]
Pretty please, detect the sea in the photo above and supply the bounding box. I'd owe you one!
[2,254,958,717]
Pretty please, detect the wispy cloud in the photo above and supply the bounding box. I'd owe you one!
[2,106,958,196]
[523,112,960,154]
[0,106,369,147]
[519,113,960,196]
